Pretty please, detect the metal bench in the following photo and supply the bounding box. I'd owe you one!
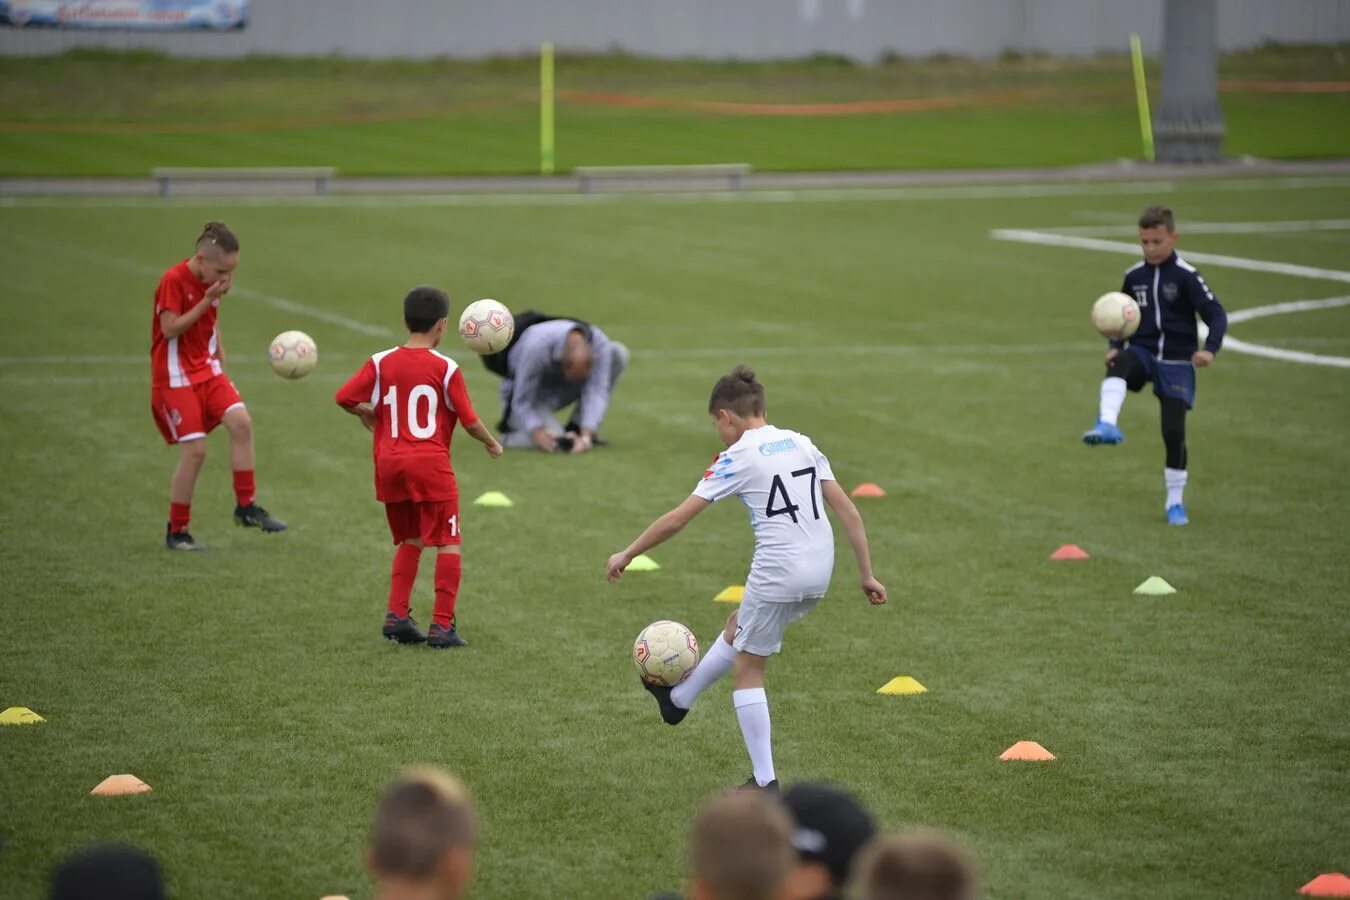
[151,166,337,198]
[575,163,751,194]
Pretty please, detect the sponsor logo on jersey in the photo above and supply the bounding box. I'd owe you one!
[758,438,797,456]
[1162,282,1179,302]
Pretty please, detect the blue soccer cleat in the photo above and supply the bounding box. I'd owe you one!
[1166,504,1189,527]
[1082,419,1124,446]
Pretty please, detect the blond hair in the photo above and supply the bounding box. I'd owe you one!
[690,790,795,900]
[850,832,976,900]
[369,767,478,879]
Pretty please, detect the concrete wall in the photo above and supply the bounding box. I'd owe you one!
[3,0,1349,60]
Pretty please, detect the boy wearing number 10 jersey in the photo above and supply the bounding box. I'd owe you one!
[336,287,503,648]
[606,366,887,789]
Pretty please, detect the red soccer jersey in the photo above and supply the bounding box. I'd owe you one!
[335,346,480,503]
[151,260,222,388]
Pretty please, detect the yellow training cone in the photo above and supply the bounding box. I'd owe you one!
[473,491,513,508]
[627,554,660,572]
[876,676,927,695]
[0,706,45,725]
[714,585,744,603]
[91,774,153,796]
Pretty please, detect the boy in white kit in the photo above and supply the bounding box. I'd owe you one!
[606,366,887,789]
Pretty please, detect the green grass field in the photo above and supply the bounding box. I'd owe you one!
[2,176,1349,899]
[1,46,1348,175]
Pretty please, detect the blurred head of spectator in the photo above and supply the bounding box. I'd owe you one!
[689,789,795,900]
[369,766,478,900]
[848,832,977,900]
[780,783,877,900]
[50,843,164,900]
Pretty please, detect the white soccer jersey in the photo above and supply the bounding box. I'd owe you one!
[693,424,836,601]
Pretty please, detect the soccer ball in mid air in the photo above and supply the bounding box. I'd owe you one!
[458,299,515,355]
[633,620,700,686]
[1091,292,1141,339]
[268,330,318,379]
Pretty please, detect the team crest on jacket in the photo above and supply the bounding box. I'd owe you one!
[1162,282,1179,302]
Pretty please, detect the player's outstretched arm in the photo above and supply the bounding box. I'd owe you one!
[606,495,710,582]
[822,480,887,605]
[463,419,504,458]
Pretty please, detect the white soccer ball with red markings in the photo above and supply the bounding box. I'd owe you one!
[458,299,515,355]
[268,330,318,379]
[633,620,700,687]
[1091,292,1141,339]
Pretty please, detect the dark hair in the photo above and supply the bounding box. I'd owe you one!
[50,843,165,900]
[370,768,477,879]
[1138,205,1175,232]
[196,221,239,255]
[709,365,765,418]
[404,286,450,334]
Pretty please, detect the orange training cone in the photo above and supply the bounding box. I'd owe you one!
[851,483,886,498]
[1050,544,1090,560]
[90,774,152,796]
[1300,874,1350,897]
[999,741,1056,761]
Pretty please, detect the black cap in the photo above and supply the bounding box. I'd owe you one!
[50,844,164,900]
[781,783,877,888]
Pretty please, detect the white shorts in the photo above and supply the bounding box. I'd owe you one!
[732,592,823,656]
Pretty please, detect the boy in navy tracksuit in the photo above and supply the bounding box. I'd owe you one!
[1082,206,1229,526]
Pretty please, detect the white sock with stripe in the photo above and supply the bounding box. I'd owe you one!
[1099,377,1127,426]
[671,634,737,710]
[733,687,775,786]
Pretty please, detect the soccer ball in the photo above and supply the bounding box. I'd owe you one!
[633,620,700,686]
[458,299,515,355]
[1091,292,1142,339]
[268,330,318,379]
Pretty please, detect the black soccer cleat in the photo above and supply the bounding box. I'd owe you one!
[642,679,689,726]
[165,524,206,552]
[427,622,468,649]
[740,777,780,793]
[382,613,427,645]
[235,503,287,532]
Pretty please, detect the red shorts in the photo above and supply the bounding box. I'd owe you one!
[151,375,244,445]
[385,498,461,547]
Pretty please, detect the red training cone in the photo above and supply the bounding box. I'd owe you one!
[1050,544,1090,560]
[1300,874,1350,897]
[851,483,886,498]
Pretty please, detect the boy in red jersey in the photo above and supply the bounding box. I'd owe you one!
[151,222,286,551]
[336,287,503,648]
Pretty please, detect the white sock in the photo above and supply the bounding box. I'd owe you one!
[1099,376,1127,426]
[733,688,775,786]
[1165,467,1188,508]
[671,634,736,709]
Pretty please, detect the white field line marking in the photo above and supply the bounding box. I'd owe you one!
[1042,219,1350,236]
[1200,296,1350,368]
[988,229,1350,284]
[4,176,1350,210]
[5,235,392,338]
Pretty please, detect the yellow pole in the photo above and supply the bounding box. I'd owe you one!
[1130,33,1155,161]
[540,41,555,175]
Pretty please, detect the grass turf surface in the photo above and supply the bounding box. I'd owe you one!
[0,46,1348,175]
[2,178,1349,898]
